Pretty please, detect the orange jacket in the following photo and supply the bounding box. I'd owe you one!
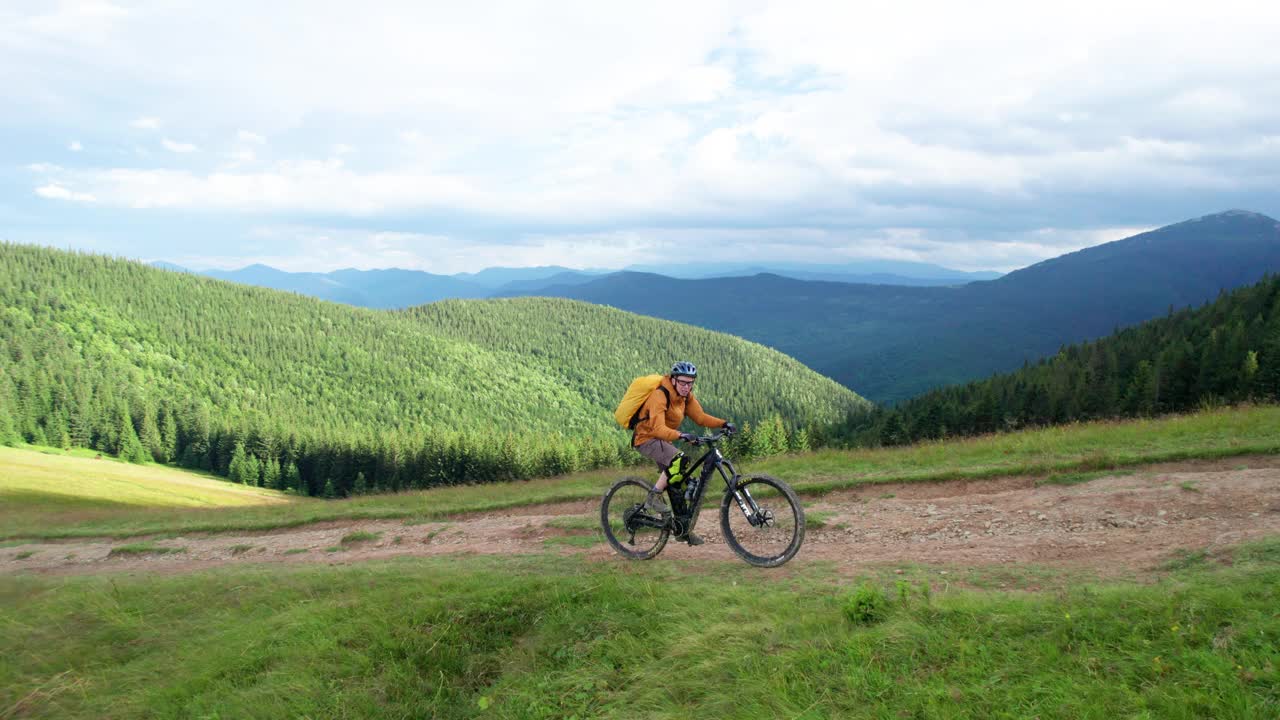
[632,375,726,446]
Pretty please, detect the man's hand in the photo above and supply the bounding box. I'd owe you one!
[723,422,737,434]
[678,432,698,444]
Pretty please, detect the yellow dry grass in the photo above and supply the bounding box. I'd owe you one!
[0,445,292,509]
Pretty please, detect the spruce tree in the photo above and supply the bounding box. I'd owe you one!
[284,462,303,495]
[245,454,262,486]
[0,394,18,446]
[228,441,249,484]
[139,405,164,463]
[160,408,178,464]
[262,457,281,490]
[114,402,144,458]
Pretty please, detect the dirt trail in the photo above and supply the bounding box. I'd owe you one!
[5,457,1280,578]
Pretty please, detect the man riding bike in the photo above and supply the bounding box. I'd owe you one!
[632,361,735,546]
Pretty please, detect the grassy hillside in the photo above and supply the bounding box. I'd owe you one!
[6,404,1279,540]
[519,211,1280,403]
[0,243,865,495]
[0,445,296,536]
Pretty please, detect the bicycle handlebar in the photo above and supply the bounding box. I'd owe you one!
[686,428,735,446]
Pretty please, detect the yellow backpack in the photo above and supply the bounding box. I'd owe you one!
[614,374,668,429]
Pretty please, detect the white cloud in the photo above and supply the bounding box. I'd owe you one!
[225,148,256,167]
[68,140,83,151]
[35,183,96,203]
[6,1,1280,270]
[161,138,197,153]
[179,226,662,274]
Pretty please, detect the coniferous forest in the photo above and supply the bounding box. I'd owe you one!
[0,243,868,496]
[836,274,1280,446]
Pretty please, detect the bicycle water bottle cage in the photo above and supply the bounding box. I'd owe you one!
[683,477,700,502]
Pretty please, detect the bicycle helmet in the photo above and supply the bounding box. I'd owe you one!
[671,361,697,378]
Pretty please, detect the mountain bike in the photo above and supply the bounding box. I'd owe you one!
[600,429,805,567]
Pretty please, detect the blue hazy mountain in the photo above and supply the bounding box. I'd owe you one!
[168,259,990,308]
[624,260,1001,286]
[513,211,1280,403]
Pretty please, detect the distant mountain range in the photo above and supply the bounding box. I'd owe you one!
[153,210,1280,404]
[155,260,1000,308]
[516,211,1280,403]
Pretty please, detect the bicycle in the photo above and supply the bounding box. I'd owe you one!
[600,429,805,567]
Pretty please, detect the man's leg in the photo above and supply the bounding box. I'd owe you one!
[653,469,670,493]
[645,467,671,514]
[635,440,678,514]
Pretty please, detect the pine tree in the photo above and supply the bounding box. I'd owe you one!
[0,392,18,446]
[68,384,94,449]
[284,461,303,495]
[879,413,907,447]
[114,401,146,460]
[262,457,281,490]
[353,471,367,495]
[1255,329,1280,400]
[159,407,178,464]
[245,453,262,487]
[790,427,811,453]
[228,441,249,484]
[1241,350,1260,399]
[139,405,164,463]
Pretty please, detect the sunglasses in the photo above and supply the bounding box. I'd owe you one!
[674,378,695,386]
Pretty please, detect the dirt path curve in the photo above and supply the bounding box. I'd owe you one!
[5,457,1280,578]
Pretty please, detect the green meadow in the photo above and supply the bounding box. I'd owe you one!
[2,546,1277,719]
[2,404,1280,718]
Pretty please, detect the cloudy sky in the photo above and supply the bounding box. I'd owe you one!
[4,0,1279,274]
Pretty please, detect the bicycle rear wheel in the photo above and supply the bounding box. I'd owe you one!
[720,474,804,567]
[601,476,670,560]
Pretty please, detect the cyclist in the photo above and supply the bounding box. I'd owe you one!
[632,361,735,545]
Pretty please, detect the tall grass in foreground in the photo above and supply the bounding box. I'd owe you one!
[2,539,1277,719]
[4,404,1280,540]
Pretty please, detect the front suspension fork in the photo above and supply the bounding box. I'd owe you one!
[721,463,767,527]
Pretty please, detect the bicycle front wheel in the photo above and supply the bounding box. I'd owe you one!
[601,476,670,560]
[720,474,804,567]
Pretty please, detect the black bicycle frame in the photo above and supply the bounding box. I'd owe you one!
[665,434,766,536]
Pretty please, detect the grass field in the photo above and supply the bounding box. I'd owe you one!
[2,541,1277,719]
[0,445,296,539]
[3,406,1280,718]
[0,445,292,507]
[4,404,1280,540]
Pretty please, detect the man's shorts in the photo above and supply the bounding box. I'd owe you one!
[634,439,679,471]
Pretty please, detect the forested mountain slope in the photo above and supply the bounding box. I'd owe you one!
[0,244,865,494]
[403,297,862,428]
[517,211,1280,403]
[839,272,1280,446]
